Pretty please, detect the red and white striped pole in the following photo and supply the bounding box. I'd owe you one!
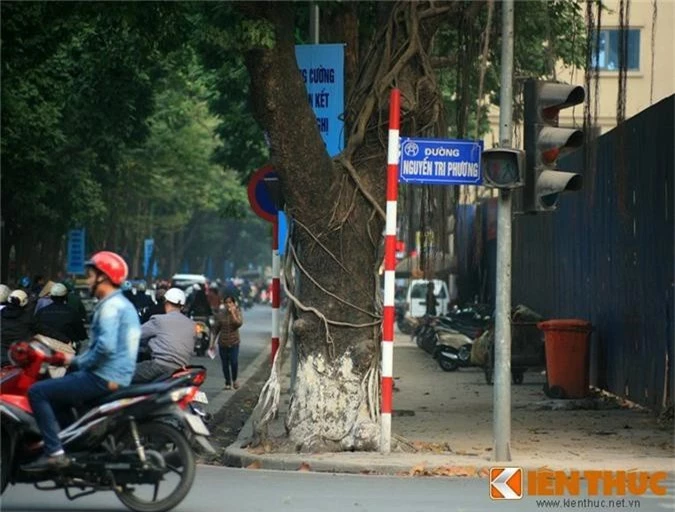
[271,218,280,362]
[381,88,400,453]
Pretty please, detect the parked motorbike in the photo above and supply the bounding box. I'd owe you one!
[412,316,440,354]
[395,303,415,335]
[433,328,474,372]
[0,335,212,512]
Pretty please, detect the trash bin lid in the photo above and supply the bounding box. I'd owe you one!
[537,319,592,332]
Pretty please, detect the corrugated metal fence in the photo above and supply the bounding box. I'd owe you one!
[467,95,673,411]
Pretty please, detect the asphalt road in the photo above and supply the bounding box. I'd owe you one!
[3,465,673,512]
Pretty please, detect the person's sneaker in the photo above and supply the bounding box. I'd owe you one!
[233,381,240,389]
[21,453,70,472]
[224,384,232,390]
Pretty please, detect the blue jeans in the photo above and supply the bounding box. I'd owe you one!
[28,370,109,455]
[218,344,239,385]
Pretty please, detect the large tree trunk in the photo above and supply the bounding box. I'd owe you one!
[241,1,450,451]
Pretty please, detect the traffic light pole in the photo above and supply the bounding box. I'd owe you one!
[493,0,514,462]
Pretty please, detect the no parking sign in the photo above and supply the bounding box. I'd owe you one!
[247,165,279,223]
[247,165,287,256]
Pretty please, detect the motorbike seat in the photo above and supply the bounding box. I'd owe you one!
[87,379,185,407]
[152,370,177,382]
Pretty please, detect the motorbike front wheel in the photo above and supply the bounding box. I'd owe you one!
[114,421,196,512]
[437,355,459,372]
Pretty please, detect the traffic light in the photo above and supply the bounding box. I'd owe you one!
[523,79,585,212]
[482,148,525,188]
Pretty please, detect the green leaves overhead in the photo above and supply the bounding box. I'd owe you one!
[1,2,260,279]
[2,1,588,280]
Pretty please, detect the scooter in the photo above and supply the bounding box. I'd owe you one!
[0,335,212,512]
[433,328,474,372]
[135,347,213,432]
[412,316,439,353]
[395,303,416,334]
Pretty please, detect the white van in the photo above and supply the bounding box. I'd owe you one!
[406,279,450,318]
[170,273,208,291]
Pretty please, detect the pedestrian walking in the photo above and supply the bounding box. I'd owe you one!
[211,294,243,390]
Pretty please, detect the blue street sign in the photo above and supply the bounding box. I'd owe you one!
[278,211,288,257]
[66,229,86,275]
[143,238,154,277]
[399,137,484,185]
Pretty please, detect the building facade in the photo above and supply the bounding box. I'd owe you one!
[485,0,674,145]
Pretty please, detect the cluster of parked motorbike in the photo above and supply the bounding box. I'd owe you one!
[399,303,492,372]
[397,301,547,387]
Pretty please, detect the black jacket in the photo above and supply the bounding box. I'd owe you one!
[1,305,35,365]
[188,290,211,317]
[35,302,87,343]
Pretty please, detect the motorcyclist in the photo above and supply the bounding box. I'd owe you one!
[34,283,87,352]
[133,281,155,322]
[186,284,212,355]
[63,278,88,325]
[22,251,140,472]
[0,290,35,366]
[121,280,135,303]
[187,284,211,319]
[0,284,11,311]
[132,288,195,383]
[143,285,167,322]
[207,282,220,312]
[35,280,56,313]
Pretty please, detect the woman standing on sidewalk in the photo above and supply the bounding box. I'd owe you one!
[212,293,243,390]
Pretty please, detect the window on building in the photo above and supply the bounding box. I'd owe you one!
[592,29,640,71]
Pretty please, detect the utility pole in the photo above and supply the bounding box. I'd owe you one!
[493,0,514,462]
[309,3,319,44]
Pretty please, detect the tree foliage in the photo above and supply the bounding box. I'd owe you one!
[1,2,268,282]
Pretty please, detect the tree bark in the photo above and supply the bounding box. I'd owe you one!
[241,1,449,451]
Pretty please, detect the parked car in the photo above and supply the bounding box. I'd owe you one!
[406,279,450,318]
[170,273,208,291]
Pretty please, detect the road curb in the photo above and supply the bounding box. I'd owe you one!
[223,440,675,475]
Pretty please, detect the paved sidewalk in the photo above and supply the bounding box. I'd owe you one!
[223,332,674,475]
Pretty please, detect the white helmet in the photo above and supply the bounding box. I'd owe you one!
[164,288,186,306]
[50,283,68,297]
[0,284,10,303]
[9,289,28,307]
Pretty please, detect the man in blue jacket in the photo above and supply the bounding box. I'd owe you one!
[22,251,140,472]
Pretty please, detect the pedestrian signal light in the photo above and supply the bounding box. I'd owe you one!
[481,148,525,189]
